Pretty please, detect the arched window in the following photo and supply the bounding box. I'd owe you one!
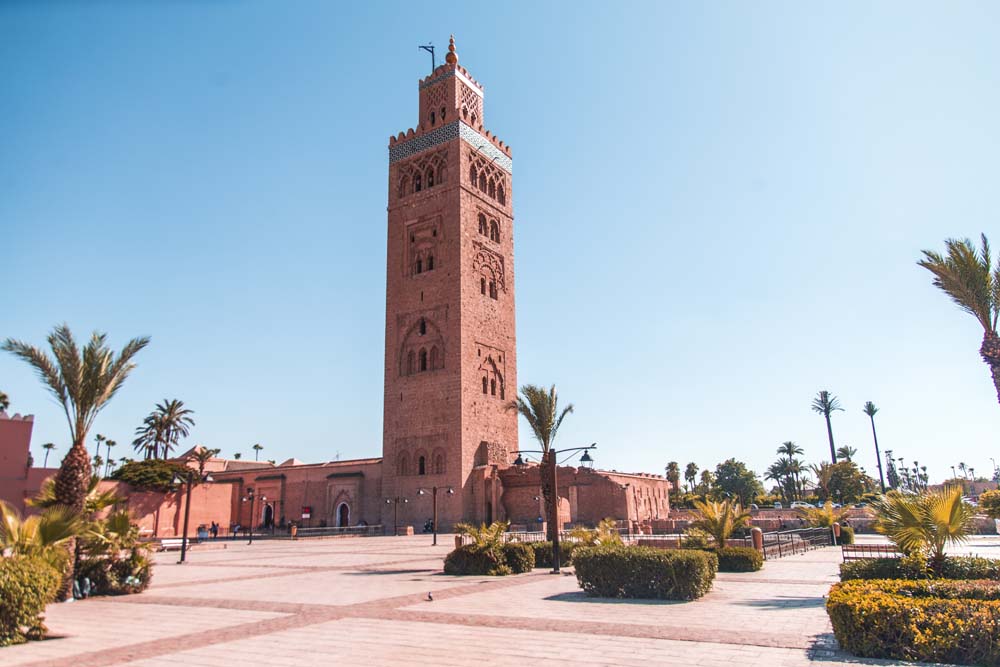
[441,106,446,120]
[463,106,468,119]
[414,174,422,192]
[469,164,477,184]
[499,384,505,400]
[489,281,497,299]
[471,112,478,126]
[398,453,410,476]
[490,220,499,242]
[437,165,446,184]
[429,346,439,370]
[419,319,426,335]
[430,111,436,126]
[478,213,487,235]
[427,169,434,187]
[427,255,434,270]
[415,258,422,274]
[433,453,445,474]
[482,377,488,394]
[419,348,428,371]
[478,172,487,192]
[418,456,426,475]
[488,179,495,199]
[480,277,486,295]
[497,184,505,205]
[406,350,415,375]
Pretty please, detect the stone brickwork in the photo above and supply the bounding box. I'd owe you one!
[382,40,517,530]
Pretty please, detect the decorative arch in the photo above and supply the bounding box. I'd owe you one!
[432,448,446,475]
[397,452,410,476]
[399,316,445,376]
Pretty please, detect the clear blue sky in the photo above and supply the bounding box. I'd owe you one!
[2,2,999,484]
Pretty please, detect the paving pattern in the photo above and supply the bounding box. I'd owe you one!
[5,534,996,666]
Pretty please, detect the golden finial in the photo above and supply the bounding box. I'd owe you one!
[445,34,458,65]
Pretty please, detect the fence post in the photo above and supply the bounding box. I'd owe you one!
[832,523,840,546]
[750,526,763,557]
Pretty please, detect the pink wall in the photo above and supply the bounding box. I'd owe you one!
[0,412,58,514]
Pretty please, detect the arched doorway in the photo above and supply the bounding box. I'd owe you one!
[336,502,350,528]
[262,504,274,529]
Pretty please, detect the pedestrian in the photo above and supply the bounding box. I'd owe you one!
[210,521,218,539]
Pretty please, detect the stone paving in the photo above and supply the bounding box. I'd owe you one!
[3,535,997,666]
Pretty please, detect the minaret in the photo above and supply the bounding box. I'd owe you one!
[382,37,517,529]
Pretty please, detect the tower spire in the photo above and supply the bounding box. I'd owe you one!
[445,34,458,65]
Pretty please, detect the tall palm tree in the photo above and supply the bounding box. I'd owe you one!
[765,460,792,503]
[507,384,574,541]
[0,390,9,412]
[2,326,148,512]
[132,399,195,459]
[836,445,857,462]
[42,443,56,468]
[776,442,804,499]
[104,439,116,477]
[684,462,699,492]
[919,234,1000,405]
[862,401,886,493]
[777,441,803,460]
[812,390,843,463]
[665,461,681,490]
[252,443,264,461]
[192,447,221,477]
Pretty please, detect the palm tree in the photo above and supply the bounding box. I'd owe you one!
[41,443,56,468]
[665,461,680,490]
[104,439,116,477]
[233,452,242,460]
[872,486,976,572]
[133,399,195,459]
[812,390,843,463]
[776,442,804,499]
[765,460,792,503]
[919,234,1000,405]
[507,384,574,541]
[796,501,850,528]
[836,445,857,462]
[863,401,886,493]
[252,443,264,461]
[192,447,221,477]
[689,498,751,548]
[2,326,148,513]
[0,390,9,412]
[684,462,699,492]
[0,499,81,571]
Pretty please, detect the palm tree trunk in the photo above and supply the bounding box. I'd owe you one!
[980,332,1000,406]
[869,415,886,493]
[52,437,91,600]
[542,451,557,542]
[825,415,837,463]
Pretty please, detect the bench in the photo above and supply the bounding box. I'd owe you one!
[158,538,198,552]
[842,544,902,561]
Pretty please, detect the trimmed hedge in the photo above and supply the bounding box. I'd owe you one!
[443,543,535,576]
[0,558,61,646]
[573,545,717,600]
[840,555,1000,581]
[838,525,855,545]
[715,547,763,572]
[530,541,577,568]
[827,579,1000,665]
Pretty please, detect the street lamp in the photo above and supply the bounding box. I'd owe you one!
[418,487,454,545]
[241,488,267,545]
[385,497,409,536]
[510,443,596,574]
[171,469,214,563]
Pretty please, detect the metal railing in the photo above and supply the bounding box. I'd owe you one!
[759,527,832,560]
[292,524,384,538]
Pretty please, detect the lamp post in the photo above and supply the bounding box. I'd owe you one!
[418,487,454,545]
[241,488,266,545]
[172,469,214,564]
[512,443,596,574]
[385,496,409,536]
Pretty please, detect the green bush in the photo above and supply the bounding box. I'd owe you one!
[530,541,576,568]
[840,555,1000,581]
[444,543,534,576]
[501,543,535,574]
[110,459,191,492]
[77,549,153,595]
[715,546,763,572]
[827,579,1000,665]
[0,558,61,646]
[573,545,717,600]
[839,525,855,544]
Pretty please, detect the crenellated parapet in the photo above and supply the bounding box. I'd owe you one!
[0,411,34,422]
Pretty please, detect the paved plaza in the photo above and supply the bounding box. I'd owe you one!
[3,535,999,667]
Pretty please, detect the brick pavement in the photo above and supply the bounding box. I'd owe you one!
[6,535,992,667]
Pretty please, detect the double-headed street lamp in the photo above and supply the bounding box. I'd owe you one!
[513,443,596,574]
[241,487,267,545]
[385,496,409,536]
[418,486,454,545]
[171,469,214,564]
